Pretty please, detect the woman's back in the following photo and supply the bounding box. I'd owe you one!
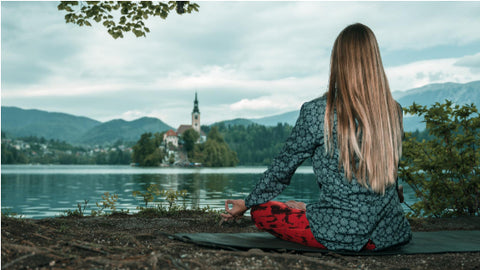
[303,96,411,251]
[225,23,412,252]
[244,94,411,251]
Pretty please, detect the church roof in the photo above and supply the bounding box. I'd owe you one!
[176,125,193,135]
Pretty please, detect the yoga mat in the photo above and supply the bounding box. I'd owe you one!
[173,231,480,255]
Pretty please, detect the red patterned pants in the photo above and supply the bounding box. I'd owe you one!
[250,201,376,250]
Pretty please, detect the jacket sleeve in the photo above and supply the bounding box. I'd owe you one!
[245,101,320,208]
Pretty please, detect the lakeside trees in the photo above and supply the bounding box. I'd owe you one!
[1,133,132,165]
[1,143,28,164]
[1,123,296,166]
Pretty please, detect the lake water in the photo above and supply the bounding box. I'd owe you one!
[1,165,417,218]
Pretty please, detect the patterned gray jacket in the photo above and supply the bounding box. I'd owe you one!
[244,95,412,251]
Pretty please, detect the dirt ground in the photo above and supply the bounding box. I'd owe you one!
[2,212,480,269]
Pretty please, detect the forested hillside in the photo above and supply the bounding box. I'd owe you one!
[205,123,294,165]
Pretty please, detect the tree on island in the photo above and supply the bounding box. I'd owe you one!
[132,128,237,167]
[131,132,165,166]
[191,127,238,167]
[181,128,199,158]
[57,1,199,39]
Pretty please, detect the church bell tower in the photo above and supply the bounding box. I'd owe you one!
[192,92,201,133]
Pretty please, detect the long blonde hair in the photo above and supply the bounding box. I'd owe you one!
[324,23,402,194]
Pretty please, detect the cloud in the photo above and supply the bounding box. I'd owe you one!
[1,80,124,98]
[387,55,480,91]
[454,53,480,73]
[359,2,480,51]
[2,1,480,127]
[230,97,292,111]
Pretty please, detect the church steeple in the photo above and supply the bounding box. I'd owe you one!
[191,92,201,133]
[193,92,200,114]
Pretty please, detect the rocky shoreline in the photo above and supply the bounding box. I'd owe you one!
[2,213,480,269]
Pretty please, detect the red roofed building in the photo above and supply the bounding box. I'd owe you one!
[163,129,179,148]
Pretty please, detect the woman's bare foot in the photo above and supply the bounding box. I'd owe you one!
[285,200,306,211]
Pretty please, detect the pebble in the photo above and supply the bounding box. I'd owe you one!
[247,248,264,254]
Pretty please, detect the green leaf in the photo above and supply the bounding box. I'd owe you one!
[132,29,145,37]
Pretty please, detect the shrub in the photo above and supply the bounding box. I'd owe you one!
[63,193,123,217]
[399,100,480,217]
[132,184,188,210]
[91,192,119,216]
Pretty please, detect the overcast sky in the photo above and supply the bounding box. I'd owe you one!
[2,1,480,128]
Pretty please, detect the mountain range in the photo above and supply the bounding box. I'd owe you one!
[1,107,101,143]
[2,81,479,145]
[1,107,172,145]
[214,81,480,131]
[393,80,480,131]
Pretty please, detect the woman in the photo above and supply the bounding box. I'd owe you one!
[221,23,411,251]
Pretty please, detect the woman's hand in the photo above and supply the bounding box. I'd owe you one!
[285,200,306,211]
[221,199,248,222]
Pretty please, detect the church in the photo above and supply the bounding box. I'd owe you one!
[163,93,206,148]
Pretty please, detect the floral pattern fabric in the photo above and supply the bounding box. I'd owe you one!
[244,95,412,251]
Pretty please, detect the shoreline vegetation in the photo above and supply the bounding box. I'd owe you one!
[1,123,296,167]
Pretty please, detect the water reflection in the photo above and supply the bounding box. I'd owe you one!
[1,165,414,219]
